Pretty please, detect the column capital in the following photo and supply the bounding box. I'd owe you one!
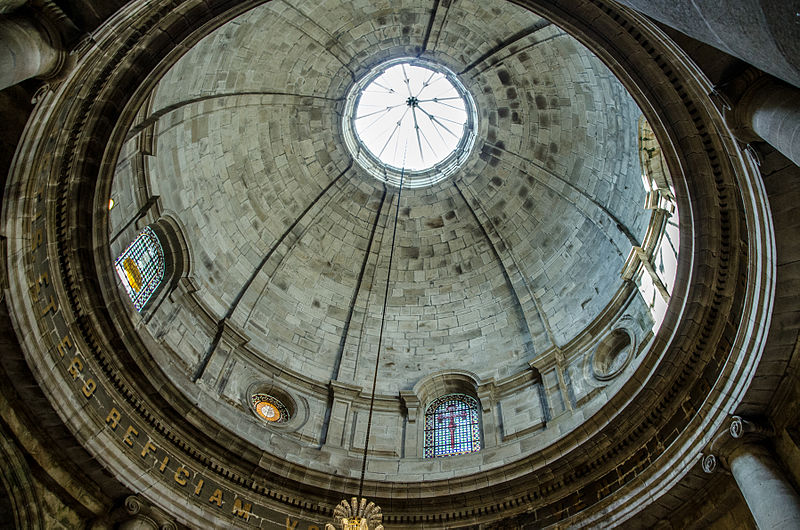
[119,495,178,530]
[701,415,774,474]
[720,70,771,144]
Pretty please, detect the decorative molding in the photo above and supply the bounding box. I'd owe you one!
[701,416,775,474]
[0,0,773,527]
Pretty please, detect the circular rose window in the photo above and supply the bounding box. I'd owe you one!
[251,393,289,423]
[342,58,478,188]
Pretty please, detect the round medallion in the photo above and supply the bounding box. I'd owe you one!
[250,393,289,423]
[256,401,280,421]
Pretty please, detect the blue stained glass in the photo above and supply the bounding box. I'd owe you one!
[114,227,165,312]
[423,394,481,458]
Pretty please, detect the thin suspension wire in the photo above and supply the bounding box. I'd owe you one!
[355,103,405,119]
[416,106,460,138]
[358,142,407,500]
[417,96,462,102]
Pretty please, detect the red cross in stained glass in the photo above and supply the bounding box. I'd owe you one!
[437,403,467,448]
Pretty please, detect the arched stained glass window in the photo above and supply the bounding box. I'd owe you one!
[423,394,481,458]
[114,227,165,311]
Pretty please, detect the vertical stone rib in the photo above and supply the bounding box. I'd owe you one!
[418,0,440,55]
[490,142,640,252]
[454,181,552,353]
[191,160,352,382]
[460,20,553,76]
[330,186,388,381]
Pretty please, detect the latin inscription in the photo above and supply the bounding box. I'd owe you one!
[25,183,325,528]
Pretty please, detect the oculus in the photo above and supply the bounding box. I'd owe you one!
[342,58,477,188]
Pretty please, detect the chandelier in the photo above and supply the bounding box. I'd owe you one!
[326,146,408,529]
[325,497,384,530]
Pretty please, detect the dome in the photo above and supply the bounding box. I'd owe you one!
[111,0,653,393]
[1,0,790,528]
[104,0,669,481]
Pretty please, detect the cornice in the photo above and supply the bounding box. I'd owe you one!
[0,0,774,528]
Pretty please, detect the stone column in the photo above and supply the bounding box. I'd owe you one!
[728,443,800,529]
[613,0,800,88]
[734,77,800,167]
[0,13,65,90]
[702,416,800,529]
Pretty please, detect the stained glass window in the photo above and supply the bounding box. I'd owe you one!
[251,393,289,423]
[114,227,165,312]
[423,394,481,458]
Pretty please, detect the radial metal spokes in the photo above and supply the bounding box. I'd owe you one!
[377,107,410,158]
[418,74,448,96]
[416,106,465,126]
[415,106,460,139]
[401,64,414,98]
[426,99,467,112]
[417,121,438,160]
[356,103,406,120]
[372,81,398,94]
[417,96,462,103]
[351,60,473,173]
[416,70,438,97]
[411,107,425,161]
[359,105,404,134]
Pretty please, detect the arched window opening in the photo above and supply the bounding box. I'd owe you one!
[114,226,165,311]
[633,116,680,331]
[423,394,481,458]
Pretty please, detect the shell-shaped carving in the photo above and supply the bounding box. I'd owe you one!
[329,497,383,529]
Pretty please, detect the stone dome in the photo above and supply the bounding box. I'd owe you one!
[111,0,651,392]
[2,0,788,527]
[104,0,667,484]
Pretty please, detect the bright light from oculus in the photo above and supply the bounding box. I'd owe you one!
[343,58,477,188]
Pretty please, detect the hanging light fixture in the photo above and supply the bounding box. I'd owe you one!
[326,146,407,530]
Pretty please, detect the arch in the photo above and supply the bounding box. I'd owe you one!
[411,369,482,407]
[147,214,191,296]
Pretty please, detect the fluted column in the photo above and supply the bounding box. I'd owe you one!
[702,416,800,529]
[0,13,65,90]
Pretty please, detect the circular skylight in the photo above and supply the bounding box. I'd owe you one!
[342,58,477,188]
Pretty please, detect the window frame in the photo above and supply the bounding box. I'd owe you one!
[114,226,165,312]
[423,393,482,458]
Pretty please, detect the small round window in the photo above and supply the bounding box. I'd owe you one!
[251,393,289,423]
[342,58,478,188]
[592,328,635,381]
